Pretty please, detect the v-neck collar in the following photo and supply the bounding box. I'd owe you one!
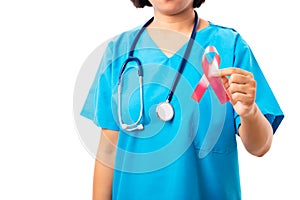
[143,22,213,60]
[144,28,190,59]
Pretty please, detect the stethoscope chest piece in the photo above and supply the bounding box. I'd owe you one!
[156,102,174,122]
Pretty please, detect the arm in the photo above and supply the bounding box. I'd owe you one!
[219,67,273,157]
[238,103,273,157]
[93,128,119,200]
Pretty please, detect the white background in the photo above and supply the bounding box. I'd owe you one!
[0,0,299,199]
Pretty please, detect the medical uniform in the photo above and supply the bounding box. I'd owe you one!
[81,22,284,200]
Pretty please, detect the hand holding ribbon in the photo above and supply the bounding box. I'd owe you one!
[218,67,257,118]
[191,46,257,118]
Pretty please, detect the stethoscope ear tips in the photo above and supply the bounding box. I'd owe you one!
[137,124,144,130]
[121,124,128,130]
[120,123,144,131]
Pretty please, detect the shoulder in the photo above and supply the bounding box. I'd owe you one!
[201,21,250,49]
[107,26,141,49]
[101,26,142,62]
[208,22,241,40]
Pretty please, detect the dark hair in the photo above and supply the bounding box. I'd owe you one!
[130,0,205,8]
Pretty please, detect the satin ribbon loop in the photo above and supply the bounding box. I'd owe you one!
[192,46,229,104]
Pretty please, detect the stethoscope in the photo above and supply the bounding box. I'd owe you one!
[118,11,199,131]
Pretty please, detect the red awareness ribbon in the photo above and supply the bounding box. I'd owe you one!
[191,46,229,104]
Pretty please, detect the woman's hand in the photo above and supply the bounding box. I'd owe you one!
[218,67,256,118]
[218,67,273,157]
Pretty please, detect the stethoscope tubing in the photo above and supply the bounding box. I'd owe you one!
[165,11,199,103]
[117,11,199,131]
[118,58,144,131]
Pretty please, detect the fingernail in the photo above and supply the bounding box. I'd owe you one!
[209,68,220,77]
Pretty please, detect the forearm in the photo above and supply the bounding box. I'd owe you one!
[93,129,119,200]
[93,159,114,200]
[239,104,273,157]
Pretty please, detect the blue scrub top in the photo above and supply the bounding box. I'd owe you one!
[81,22,284,200]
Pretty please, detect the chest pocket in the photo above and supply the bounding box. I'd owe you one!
[192,89,237,157]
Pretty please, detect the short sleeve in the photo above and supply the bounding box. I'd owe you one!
[233,34,284,134]
[80,43,120,131]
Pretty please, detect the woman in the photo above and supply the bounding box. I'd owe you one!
[81,0,284,199]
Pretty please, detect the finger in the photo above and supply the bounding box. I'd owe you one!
[230,92,255,106]
[227,83,248,95]
[227,82,256,98]
[230,78,256,92]
[228,73,249,85]
[220,76,229,89]
[217,67,252,77]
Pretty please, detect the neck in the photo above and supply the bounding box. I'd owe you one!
[150,8,196,35]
